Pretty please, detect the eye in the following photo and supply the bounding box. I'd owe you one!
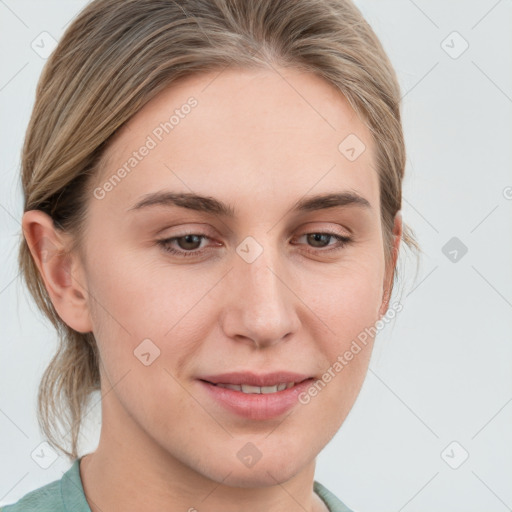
[157,231,352,258]
[157,233,212,257]
[292,232,352,254]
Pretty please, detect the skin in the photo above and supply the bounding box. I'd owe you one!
[23,66,401,512]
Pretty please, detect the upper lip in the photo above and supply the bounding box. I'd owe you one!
[199,371,313,387]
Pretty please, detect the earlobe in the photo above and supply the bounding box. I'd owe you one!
[378,210,403,319]
[22,210,93,333]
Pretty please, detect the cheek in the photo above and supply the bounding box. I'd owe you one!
[298,253,383,413]
[306,253,385,344]
[299,265,382,427]
[84,250,218,386]
[86,247,202,335]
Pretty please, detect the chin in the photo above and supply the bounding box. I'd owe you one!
[196,447,312,489]
[217,465,302,489]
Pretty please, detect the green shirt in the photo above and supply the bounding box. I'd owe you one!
[1,458,356,512]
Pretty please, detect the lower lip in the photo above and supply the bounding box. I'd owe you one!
[197,378,315,420]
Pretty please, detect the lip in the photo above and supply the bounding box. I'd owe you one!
[197,373,315,420]
[199,371,311,387]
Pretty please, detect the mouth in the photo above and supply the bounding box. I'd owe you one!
[198,371,313,392]
[196,372,316,420]
[202,380,304,394]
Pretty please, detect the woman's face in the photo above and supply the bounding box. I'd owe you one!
[59,67,399,485]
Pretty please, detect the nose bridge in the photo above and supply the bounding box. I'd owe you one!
[222,235,299,346]
[243,244,283,307]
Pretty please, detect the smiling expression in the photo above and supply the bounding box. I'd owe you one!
[75,65,396,486]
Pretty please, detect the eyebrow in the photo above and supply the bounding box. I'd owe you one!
[127,190,372,216]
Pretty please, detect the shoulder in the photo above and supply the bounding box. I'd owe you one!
[0,478,63,511]
[1,458,88,512]
[314,480,360,512]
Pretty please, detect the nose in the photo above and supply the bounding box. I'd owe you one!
[219,242,300,349]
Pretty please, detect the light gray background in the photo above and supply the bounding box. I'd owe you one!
[1,1,511,511]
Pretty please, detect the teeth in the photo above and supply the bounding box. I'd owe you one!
[216,383,242,391]
[214,382,296,394]
[241,384,262,394]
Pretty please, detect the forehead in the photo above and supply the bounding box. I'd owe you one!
[93,67,379,218]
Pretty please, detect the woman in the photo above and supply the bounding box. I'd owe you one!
[5,0,419,510]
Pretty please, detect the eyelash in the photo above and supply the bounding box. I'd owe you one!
[156,232,352,258]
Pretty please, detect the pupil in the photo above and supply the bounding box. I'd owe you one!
[308,233,328,247]
[180,234,200,250]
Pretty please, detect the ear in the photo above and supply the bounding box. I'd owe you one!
[378,210,402,319]
[21,210,93,333]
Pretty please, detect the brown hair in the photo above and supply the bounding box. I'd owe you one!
[18,0,420,460]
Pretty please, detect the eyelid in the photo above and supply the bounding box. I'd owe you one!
[296,221,352,237]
